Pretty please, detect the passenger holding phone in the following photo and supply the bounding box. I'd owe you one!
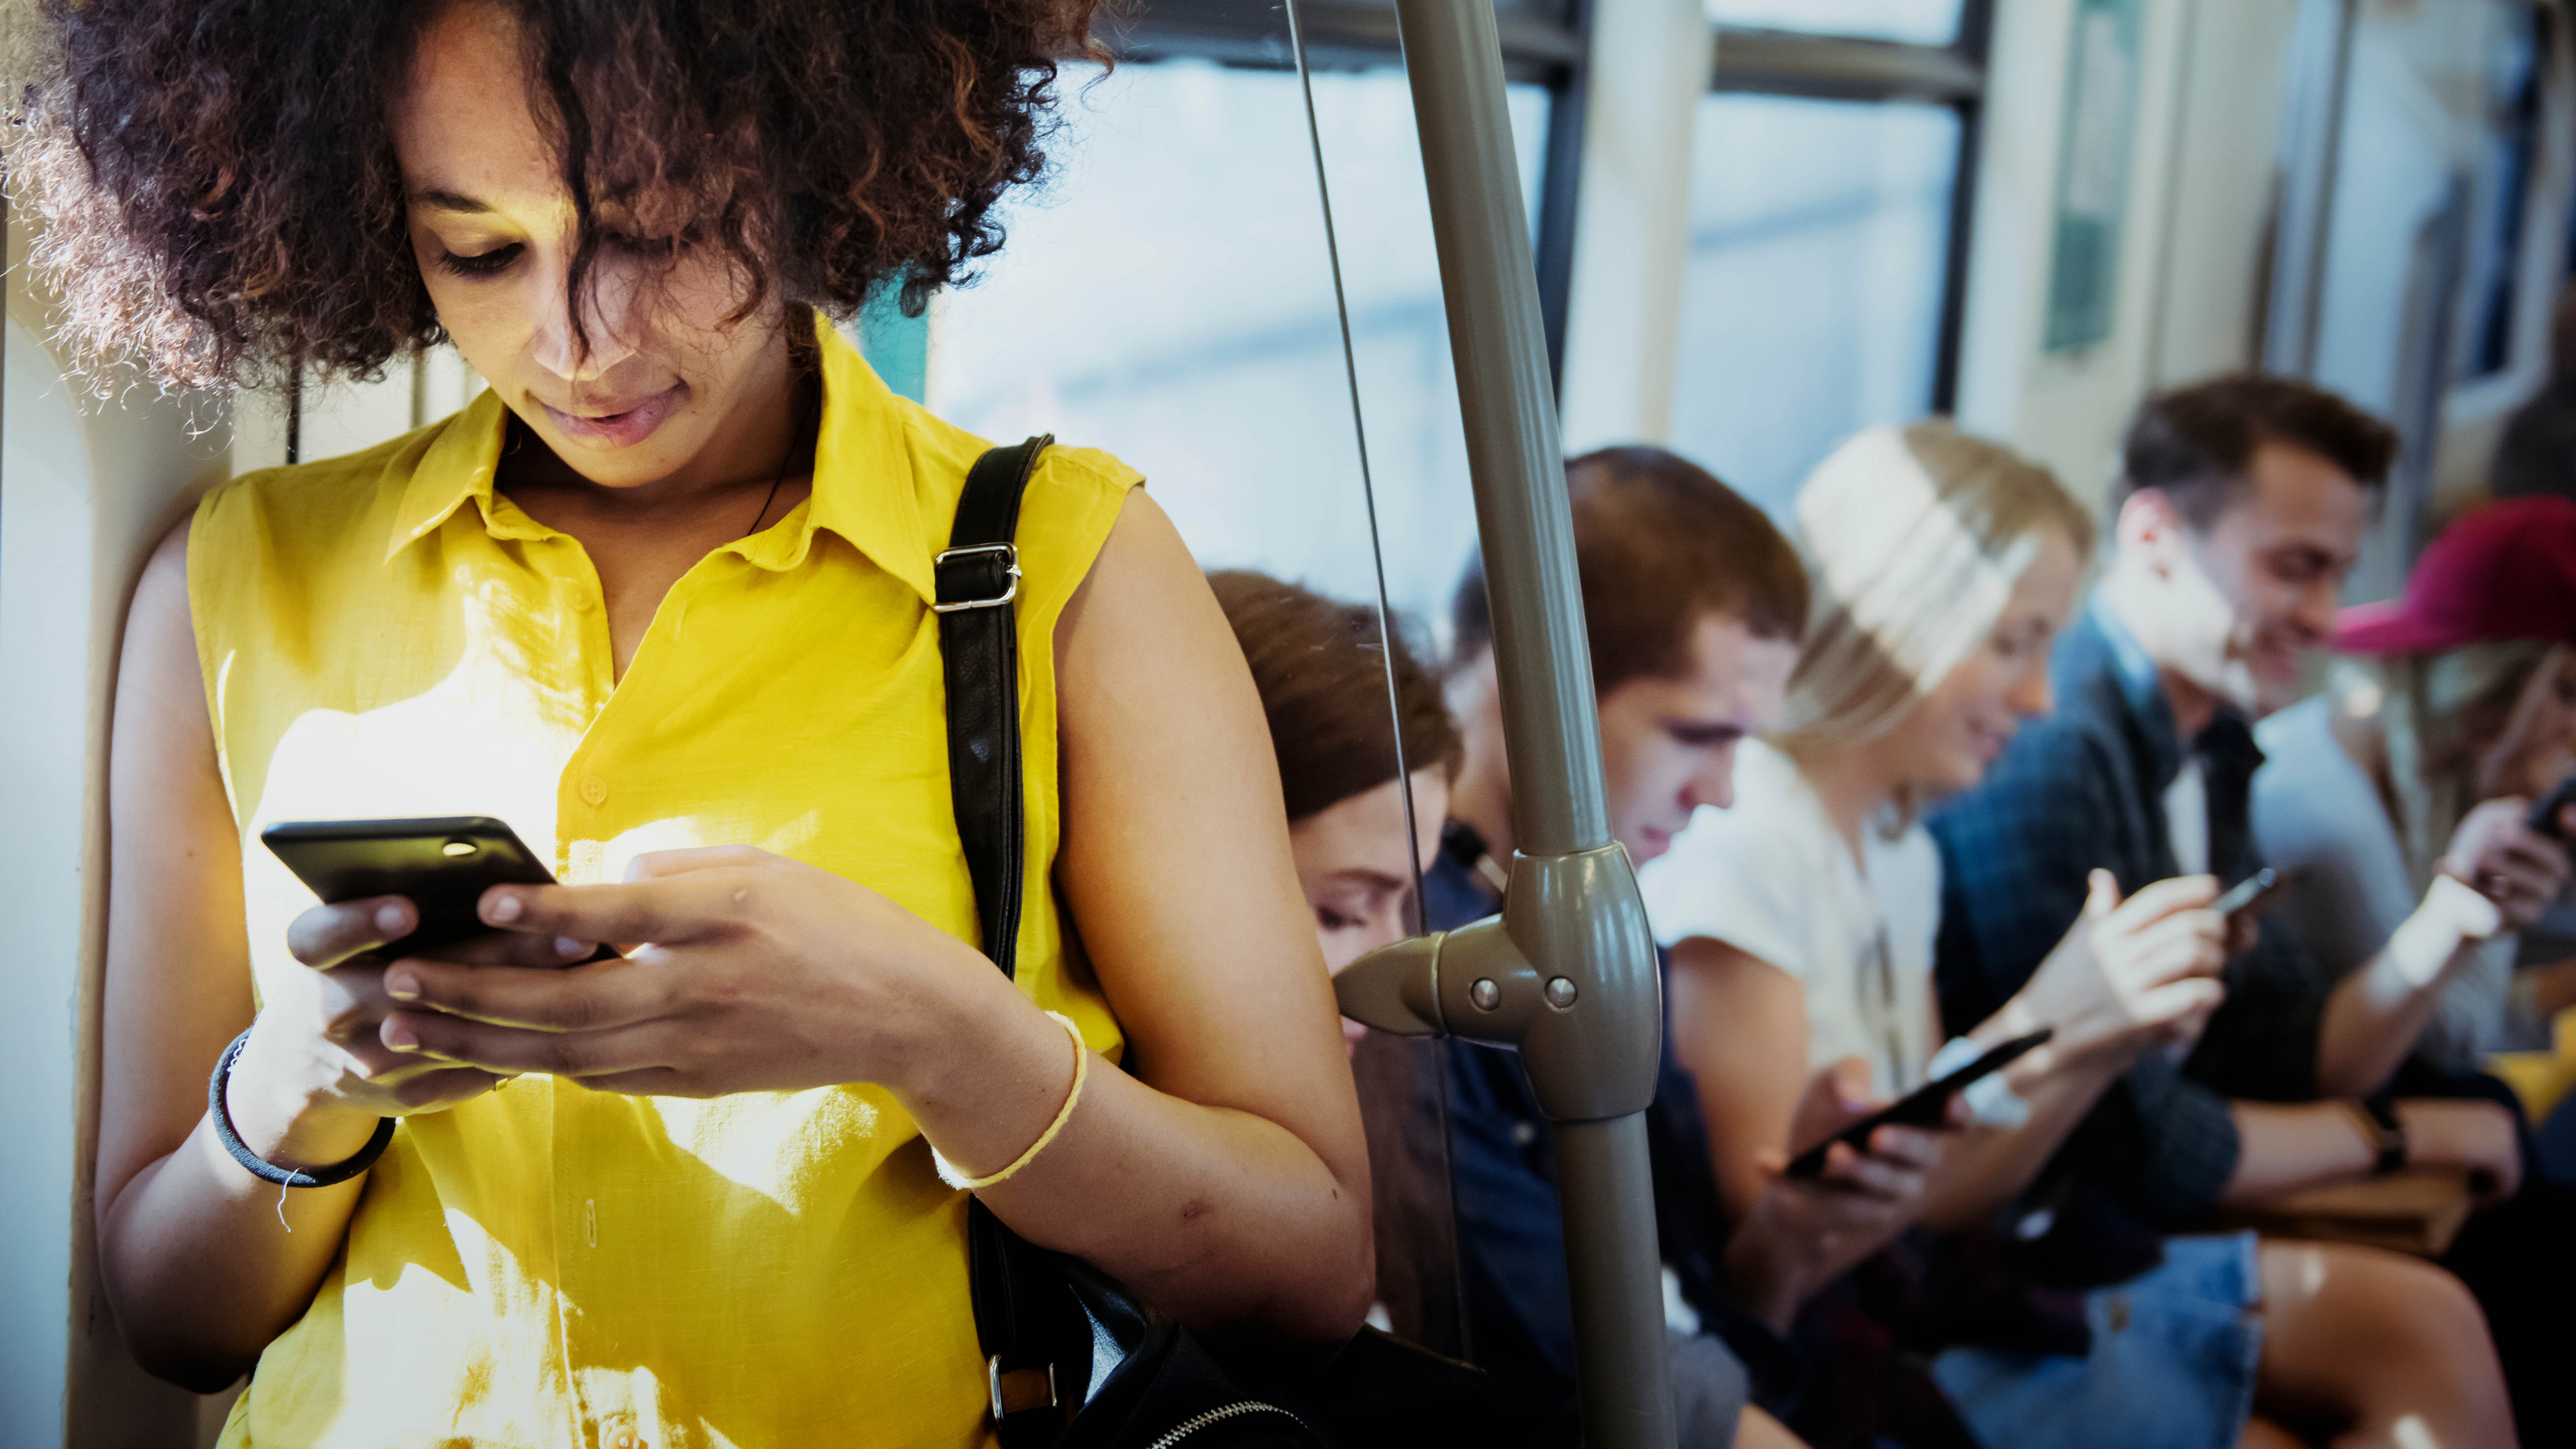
[66,3,1375,1444]
[1642,423,2513,1449]
[2253,496,2576,1075]
[1435,449,1903,1448]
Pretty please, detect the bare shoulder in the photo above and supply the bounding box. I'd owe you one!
[1054,490,1224,661]
[124,514,201,700]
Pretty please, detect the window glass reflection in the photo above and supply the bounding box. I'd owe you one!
[1665,92,1958,515]
[1704,0,1961,46]
[932,59,1549,633]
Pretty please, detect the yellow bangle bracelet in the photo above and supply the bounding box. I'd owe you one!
[933,1010,1089,1192]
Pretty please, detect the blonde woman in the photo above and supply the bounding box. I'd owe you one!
[1638,424,2516,1449]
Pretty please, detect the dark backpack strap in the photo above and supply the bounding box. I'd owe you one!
[938,436,1090,1446]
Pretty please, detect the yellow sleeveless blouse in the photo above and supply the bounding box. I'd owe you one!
[193,317,1138,1449]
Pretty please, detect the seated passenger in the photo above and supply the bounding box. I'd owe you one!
[2254,496,2576,1075]
[1210,570,1466,1352]
[67,3,1375,1442]
[1439,447,1935,1449]
[1927,376,2532,1443]
[1211,570,1456,1041]
[1643,422,2513,1449]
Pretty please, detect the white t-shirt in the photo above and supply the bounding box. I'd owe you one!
[1636,739,1943,1095]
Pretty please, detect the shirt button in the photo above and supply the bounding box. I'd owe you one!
[572,592,598,614]
[611,1433,640,1449]
[579,776,608,806]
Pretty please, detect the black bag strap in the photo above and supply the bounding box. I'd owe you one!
[938,436,1091,1446]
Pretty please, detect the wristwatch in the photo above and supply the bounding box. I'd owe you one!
[2349,1096,2408,1177]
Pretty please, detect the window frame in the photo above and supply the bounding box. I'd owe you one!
[1706,0,1994,414]
[1101,0,1991,411]
[1101,0,1587,381]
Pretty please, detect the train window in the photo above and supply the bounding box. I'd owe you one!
[2455,2,2545,382]
[931,57,1548,626]
[1705,0,1961,47]
[1664,92,1960,513]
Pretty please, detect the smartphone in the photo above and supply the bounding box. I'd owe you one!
[2527,771,2576,840]
[1785,1028,2053,1178]
[2212,867,2285,922]
[261,815,573,958]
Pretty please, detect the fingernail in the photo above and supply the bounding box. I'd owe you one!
[487,892,523,923]
[385,970,419,1000]
[557,936,589,958]
[383,1021,419,1051]
[377,903,408,934]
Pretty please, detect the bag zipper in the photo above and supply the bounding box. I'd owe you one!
[1143,1400,1312,1449]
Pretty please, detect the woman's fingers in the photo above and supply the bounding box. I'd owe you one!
[383,955,668,1032]
[406,929,600,968]
[478,874,738,943]
[287,895,417,969]
[380,1009,673,1078]
[1815,1143,1926,1202]
[387,1065,510,1111]
[1859,1125,1942,1174]
[2105,874,2218,933]
[624,844,772,880]
[2131,977,2227,1032]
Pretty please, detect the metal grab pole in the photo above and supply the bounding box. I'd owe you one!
[1387,4,1677,1447]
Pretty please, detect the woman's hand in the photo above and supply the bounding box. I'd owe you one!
[2001,870,2228,1068]
[2442,797,2571,931]
[225,895,582,1171]
[1723,1057,1951,1329]
[371,845,1003,1100]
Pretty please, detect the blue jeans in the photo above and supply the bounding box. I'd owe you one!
[1931,1233,2263,1449]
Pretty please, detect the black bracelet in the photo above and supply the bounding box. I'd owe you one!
[209,1029,395,1189]
[2360,1094,2409,1177]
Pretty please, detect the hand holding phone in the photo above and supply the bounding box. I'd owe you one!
[2212,867,2284,922]
[262,816,605,960]
[1784,1029,2051,1177]
[2526,771,2576,840]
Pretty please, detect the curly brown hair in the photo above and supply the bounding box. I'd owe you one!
[14,0,1098,390]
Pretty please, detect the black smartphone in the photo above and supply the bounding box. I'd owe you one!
[2527,771,2576,840]
[1785,1028,2053,1178]
[2213,867,2285,922]
[261,815,570,958]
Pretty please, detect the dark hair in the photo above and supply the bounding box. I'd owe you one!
[1450,446,1807,694]
[2117,373,2399,527]
[1210,571,1461,825]
[17,0,1097,389]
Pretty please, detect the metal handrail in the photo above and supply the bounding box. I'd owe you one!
[1334,3,1679,1447]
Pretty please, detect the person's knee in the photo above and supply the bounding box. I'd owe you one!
[2272,1241,2506,1416]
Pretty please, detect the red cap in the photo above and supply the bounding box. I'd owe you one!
[2336,496,2576,655]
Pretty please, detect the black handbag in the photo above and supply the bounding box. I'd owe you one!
[932,438,1506,1449]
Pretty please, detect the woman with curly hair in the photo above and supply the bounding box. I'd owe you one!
[38,1,1375,1444]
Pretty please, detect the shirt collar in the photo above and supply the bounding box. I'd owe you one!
[2084,594,2264,784]
[383,314,937,605]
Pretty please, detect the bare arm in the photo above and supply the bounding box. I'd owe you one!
[1667,938,1943,1329]
[95,524,357,1387]
[1915,1050,2124,1232]
[992,489,1374,1336]
[2313,876,2506,1098]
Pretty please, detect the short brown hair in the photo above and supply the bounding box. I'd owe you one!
[2117,374,2398,527]
[1211,571,1461,824]
[1450,447,1807,694]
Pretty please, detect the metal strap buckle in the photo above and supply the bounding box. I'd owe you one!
[988,1357,1059,1420]
[933,543,1022,613]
